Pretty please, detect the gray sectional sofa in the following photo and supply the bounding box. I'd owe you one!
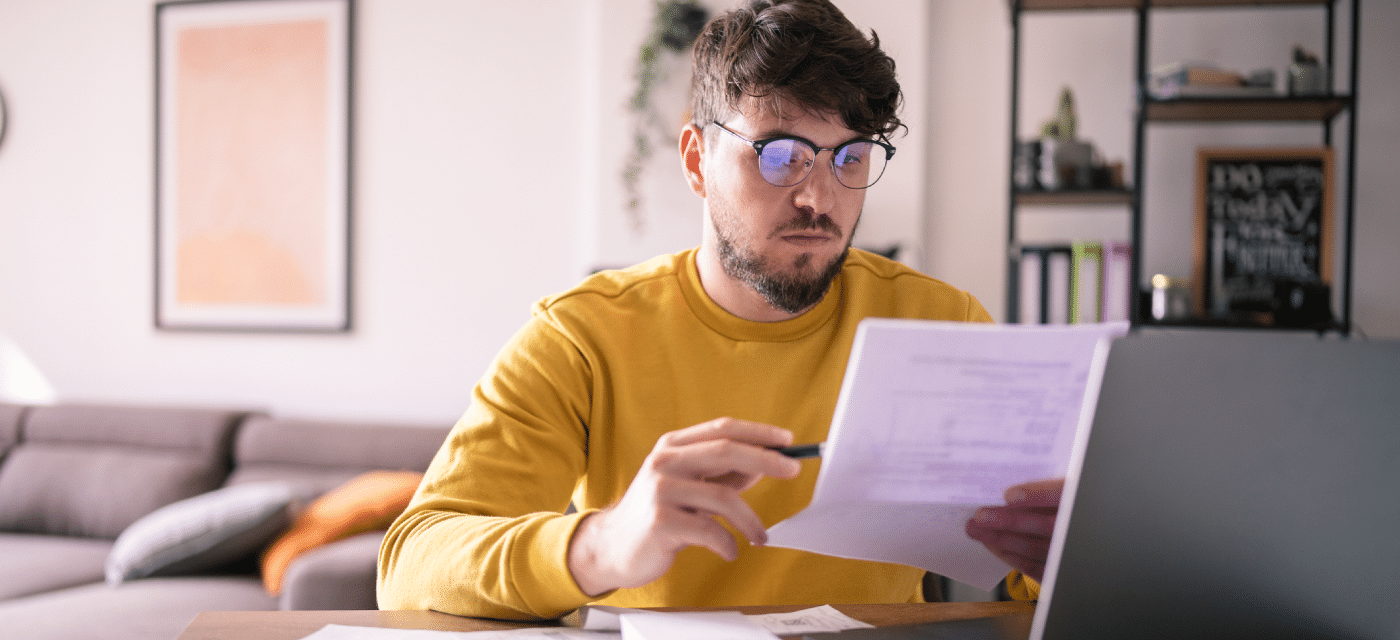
[0,402,450,640]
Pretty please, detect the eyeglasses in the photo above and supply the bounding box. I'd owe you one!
[712,121,896,189]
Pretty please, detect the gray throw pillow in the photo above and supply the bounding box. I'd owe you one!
[104,481,297,586]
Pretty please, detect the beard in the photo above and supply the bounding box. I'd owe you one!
[714,211,855,315]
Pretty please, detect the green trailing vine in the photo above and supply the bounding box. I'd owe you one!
[622,0,707,235]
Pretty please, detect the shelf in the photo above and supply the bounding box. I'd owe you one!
[1014,189,1134,205]
[1006,0,1355,333]
[1022,0,1330,10]
[1139,316,1340,332]
[1144,96,1351,121]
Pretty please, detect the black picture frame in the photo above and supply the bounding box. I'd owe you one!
[155,0,353,332]
[1193,146,1333,323]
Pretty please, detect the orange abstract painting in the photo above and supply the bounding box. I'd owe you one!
[175,19,328,306]
[157,0,349,331]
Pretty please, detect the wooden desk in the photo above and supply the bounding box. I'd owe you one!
[177,602,1035,640]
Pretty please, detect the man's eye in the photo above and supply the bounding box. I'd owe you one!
[761,153,796,170]
[761,141,806,167]
[838,144,870,166]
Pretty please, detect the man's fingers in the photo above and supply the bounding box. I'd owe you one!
[705,470,757,491]
[966,521,1052,583]
[992,549,1047,584]
[966,520,1053,557]
[668,510,743,562]
[968,505,1056,537]
[1003,477,1065,507]
[656,475,770,546]
[966,478,1064,585]
[566,418,802,595]
[649,437,802,484]
[661,418,793,449]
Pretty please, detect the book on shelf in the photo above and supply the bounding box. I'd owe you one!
[1148,62,1277,100]
[1153,85,1278,99]
[1017,245,1071,325]
[1018,248,1043,325]
[1101,242,1132,323]
[1019,241,1130,325]
[1154,62,1243,86]
[1071,241,1103,324]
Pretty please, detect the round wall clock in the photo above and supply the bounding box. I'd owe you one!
[0,87,7,149]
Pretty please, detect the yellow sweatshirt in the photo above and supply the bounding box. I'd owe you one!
[378,248,1034,619]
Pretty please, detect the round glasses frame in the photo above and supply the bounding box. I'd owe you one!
[711,121,896,189]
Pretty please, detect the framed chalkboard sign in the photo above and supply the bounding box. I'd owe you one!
[1193,147,1334,324]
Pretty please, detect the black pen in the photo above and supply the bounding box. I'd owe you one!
[775,442,824,459]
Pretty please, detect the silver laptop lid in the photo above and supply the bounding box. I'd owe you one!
[1038,331,1400,640]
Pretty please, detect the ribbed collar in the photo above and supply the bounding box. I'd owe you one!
[676,248,844,343]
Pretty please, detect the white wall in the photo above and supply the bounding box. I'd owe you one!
[0,0,590,423]
[1348,0,1400,338]
[1,0,1397,423]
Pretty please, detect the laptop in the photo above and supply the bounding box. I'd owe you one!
[809,330,1400,640]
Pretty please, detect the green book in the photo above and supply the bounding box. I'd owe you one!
[1070,240,1104,324]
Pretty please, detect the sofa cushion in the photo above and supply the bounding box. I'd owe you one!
[226,416,448,493]
[0,445,229,539]
[0,576,274,640]
[105,481,306,586]
[0,403,24,460]
[0,403,250,538]
[261,470,422,595]
[0,533,114,601]
[278,531,384,611]
[17,403,246,452]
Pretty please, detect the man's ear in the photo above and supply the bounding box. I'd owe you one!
[679,123,705,198]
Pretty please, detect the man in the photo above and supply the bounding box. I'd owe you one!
[378,0,1060,620]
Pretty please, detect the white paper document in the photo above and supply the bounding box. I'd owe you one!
[575,606,636,631]
[296,606,874,640]
[767,319,1128,590]
[619,611,777,640]
[298,624,612,640]
[578,604,870,635]
[744,605,875,634]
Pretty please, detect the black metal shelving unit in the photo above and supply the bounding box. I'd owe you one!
[1005,0,1359,334]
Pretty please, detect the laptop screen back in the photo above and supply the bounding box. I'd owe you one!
[1039,331,1400,640]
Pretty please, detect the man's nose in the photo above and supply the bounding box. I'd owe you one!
[792,153,838,214]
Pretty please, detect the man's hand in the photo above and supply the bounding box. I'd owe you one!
[566,418,803,597]
[965,477,1064,583]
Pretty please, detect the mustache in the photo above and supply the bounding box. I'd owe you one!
[768,214,843,240]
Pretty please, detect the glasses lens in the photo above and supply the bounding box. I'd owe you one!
[833,141,890,189]
[757,139,815,187]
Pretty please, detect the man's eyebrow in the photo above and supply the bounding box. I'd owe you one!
[753,127,868,145]
[751,126,802,140]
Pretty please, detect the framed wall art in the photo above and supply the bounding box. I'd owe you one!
[155,0,352,331]
[1192,146,1334,324]
[0,84,8,150]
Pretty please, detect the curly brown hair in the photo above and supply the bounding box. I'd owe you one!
[689,0,904,139]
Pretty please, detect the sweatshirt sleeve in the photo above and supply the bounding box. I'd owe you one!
[1005,572,1040,601]
[966,291,995,324]
[378,314,597,620]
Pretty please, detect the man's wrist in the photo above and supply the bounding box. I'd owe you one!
[566,510,615,597]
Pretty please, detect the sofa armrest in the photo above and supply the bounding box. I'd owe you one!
[278,531,384,611]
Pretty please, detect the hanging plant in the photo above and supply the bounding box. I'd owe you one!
[622,0,708,235]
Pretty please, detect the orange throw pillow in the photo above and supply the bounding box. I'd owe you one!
[260,470,423,596]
